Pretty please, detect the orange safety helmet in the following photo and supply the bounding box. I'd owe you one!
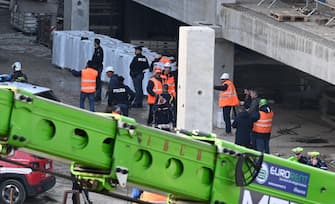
[159,56,171,64]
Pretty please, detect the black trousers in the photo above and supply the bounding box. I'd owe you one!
[147,104,154,125]
[223,106,232,133]
[95,66,103,99]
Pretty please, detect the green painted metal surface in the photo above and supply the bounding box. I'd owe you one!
[0,89,13,135]
[7,90,116,169]
[1,87,335,203]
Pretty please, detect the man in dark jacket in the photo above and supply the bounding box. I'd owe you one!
[105,66,119,103]
[243,88,252,109]
[308,151,328,170]
[153,84,175,130]
[108,76,135,116]
[130,46,149,108]
[289,147,309,164]
[250,99,274,153]
[232,106,251,148]
[91,38,104,101]
[247,89,260,114]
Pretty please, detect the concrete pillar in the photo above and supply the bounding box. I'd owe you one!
[177,26,215,132]
[64,0,89,30]
[213,38,235,128]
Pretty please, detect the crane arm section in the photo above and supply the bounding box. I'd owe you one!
[0,88,334,203]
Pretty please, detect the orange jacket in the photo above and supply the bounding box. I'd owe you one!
[81,68,98,93]
[253,111,274,133]
[147,78,163,104]
[161,74,176,97]
[218,80,239,107]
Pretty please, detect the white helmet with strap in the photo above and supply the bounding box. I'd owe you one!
[220,73,229,80]
[12,62,22,71]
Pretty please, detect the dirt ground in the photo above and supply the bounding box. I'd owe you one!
[1,8,335,204]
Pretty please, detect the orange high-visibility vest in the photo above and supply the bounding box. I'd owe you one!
[253,111,274,133]
[218,80,239,107]
[147,78,163,104]
[140,192,167,203]
[81,68,98,93]
[161,74,176,97]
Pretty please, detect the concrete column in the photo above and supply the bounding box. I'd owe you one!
[177,26,215,132]
[64,0,89,30]
[205,1,216,25]
[213,38,235,128]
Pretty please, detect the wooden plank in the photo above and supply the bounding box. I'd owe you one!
[270,11,308,22]
[327,0,335,6]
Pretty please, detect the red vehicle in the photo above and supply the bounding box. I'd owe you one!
[0,82,58,204]
[0,150,56,204]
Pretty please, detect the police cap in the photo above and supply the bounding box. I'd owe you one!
[292,147,303,154]
[134,46,143,51]
[308,151,320,157]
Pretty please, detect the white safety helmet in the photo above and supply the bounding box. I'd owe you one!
[163,63,171,68]
[12,62,22,72]
[220,73,229,80]
[105,66,115,73]
[169,56,175,61]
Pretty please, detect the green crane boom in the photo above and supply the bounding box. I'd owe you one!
[0,87,334,204]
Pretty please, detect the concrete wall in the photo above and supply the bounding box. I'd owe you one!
[124,0,184,42]
[133,1,237,129]
[133,0,335,86]
[132,0,207,25]
[219,6,335,85]
[132,0,235,26]
[64,0,89,30]
[11,0,58,14]
[10,0,58,25]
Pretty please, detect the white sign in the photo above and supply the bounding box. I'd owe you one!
[240,189,299,204]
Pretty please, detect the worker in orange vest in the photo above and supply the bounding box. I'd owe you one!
[80,60,98,112]
[214,73,240,136]
[251,99,274,153]
[146,67,163,125]
[161,63,176,97]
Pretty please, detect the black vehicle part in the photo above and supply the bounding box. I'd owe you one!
[235,152,263,187]
[0,179,26,204]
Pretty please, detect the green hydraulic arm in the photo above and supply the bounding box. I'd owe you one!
[0,87,334,203]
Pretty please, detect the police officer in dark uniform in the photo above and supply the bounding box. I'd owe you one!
[129,46,149,108]
[108,76,135,116]
[308,151,328,170]
[11,62,28,83]
[290,147,308,164]
[91,38,104,101]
